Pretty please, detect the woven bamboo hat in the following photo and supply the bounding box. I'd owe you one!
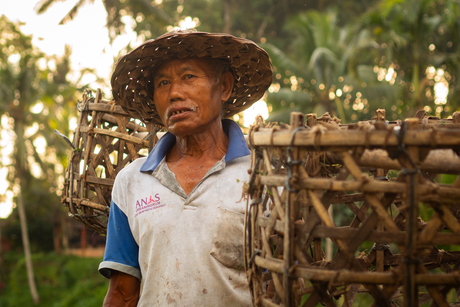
[111,30,273,125]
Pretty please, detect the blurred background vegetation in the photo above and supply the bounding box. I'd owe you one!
[0,0,459,305]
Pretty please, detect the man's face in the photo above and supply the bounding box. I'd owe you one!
[153,58,233,137]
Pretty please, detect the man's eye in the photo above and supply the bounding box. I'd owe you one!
[184,74,195,79]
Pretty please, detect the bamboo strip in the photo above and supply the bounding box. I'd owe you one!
[248,148,267,305]
[92,134,114,177]
[383,252,460,266]
[295,170,350,251]
[258,217,460,246]
[436,204,460,234]
[86,101,128,115]
[86,167,109,207]
[102,113,148,132]
[418,213,444,244]
[364,193,400,233]
[85,175,115,186]
[65,197,108,211]
[81,91,100,200]
[259,220,286,302]
[417,264,450,307]
[261,297,281,307]
[261,175,406,193]
[254,256,460,285]
[344,201,367,223]
[332,193,364,204]
[352,149,460,175]
[338,151,366,181]
[308,191,350,256]
[262,149,285,221]
[79,127,150,146]
[250,129,460,148]
[349,200,370,228]
[259,175,460,201]
[283,112,303,306]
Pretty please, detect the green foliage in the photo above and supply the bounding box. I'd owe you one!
[36,0,381,56]
[260,0,460,124]
[0,15,81,259]
[34,0,460,124]
[358,0,460,117]
[263,9,397,123]
[0,252,107,307]
[3,173,62,252]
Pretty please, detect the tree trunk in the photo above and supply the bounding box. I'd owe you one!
[223,0,232,33]
[0,220,3,276]
[256,6,275,41]
[81,225,87,256]
[62,213,69,252]
[14,121,39,304]
[17,188,40,304]
[53,210,62,254]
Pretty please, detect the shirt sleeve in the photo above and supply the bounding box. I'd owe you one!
[98,200,141,281]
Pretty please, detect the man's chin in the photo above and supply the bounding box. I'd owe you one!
[168,122,218,138]
[167,122,198,137]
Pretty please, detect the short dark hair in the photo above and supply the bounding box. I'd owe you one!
[207,58,232,83]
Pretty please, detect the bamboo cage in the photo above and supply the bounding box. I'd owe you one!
[245,110,460,307]
[61,89,160,234]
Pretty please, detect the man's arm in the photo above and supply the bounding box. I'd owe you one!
[103,270,140,307]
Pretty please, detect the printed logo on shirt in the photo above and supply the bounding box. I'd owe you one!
[134,194,165,217]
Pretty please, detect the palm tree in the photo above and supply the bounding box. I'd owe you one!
[358,0,460,116]
[0,16,80,304]
[262,9,397,124]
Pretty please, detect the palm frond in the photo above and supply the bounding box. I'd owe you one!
[261,43,305,76]
[59,0,91,25]
[136,0,171,23]
[266,88,312,112]
[34,0,66,14]
[309,47,339,69]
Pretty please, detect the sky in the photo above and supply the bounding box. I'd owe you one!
[0,0,268,218]
[1,0,116,88]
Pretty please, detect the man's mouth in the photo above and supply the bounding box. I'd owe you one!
[171,110,188,115]
[168,106,197,118]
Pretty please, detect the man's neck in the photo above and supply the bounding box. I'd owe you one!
[166,120,229,163]
[165,120,229,195]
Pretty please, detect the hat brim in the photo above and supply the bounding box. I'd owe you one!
[111,31,273,125]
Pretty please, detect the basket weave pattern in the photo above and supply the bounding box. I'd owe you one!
[61,89,159,234]
[246,111,460,306]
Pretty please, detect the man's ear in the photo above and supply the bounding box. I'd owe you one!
[220,71,234,102]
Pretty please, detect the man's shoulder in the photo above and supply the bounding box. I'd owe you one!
[116,157,148,180]
[226,153,250,167]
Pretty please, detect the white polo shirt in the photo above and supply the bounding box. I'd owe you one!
[99,119,252,306]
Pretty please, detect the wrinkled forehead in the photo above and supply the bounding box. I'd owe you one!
[153,58,215,79]
[153,57,231,81]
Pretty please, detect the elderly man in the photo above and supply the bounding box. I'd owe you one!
[98,30,272,306]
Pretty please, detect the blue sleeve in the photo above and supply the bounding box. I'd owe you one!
[98,200,141,280]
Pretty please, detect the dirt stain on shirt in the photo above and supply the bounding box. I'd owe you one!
[166,293,176,304]
[175,258,181,272]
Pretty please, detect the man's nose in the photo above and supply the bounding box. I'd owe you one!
[169,81,186,102]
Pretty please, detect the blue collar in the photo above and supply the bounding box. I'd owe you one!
[140,119,250,173]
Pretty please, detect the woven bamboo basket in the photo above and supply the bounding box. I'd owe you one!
[61,89,160,234]
[245,110,460,306]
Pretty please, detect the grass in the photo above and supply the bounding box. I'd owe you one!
[0,251,108,307]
